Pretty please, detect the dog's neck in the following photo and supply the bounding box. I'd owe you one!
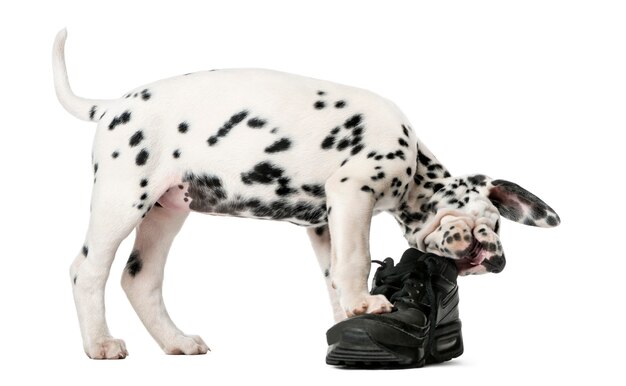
[390,140,451,247]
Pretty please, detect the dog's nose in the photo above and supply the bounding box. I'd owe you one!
[482,254,506,273]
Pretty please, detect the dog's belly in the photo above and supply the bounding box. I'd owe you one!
[157,180,328,226]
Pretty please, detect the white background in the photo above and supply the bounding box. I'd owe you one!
[1,0,624,384]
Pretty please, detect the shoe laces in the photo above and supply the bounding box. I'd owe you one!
[371,258,432,309]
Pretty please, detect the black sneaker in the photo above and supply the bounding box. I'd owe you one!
[325,248,463,368]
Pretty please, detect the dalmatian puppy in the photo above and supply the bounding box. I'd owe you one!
[53,30,560,359]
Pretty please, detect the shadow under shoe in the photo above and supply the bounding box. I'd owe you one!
[326,248,463,368]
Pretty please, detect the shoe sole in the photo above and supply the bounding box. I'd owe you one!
[326,320,463,368]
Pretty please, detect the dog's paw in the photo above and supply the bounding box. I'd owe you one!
[163,334,210,355]
[85,338,128,359]
[343,294,394,317]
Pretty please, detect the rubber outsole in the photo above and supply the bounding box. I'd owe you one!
[326,320,463,368]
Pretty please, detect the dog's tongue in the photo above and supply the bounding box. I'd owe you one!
[455,246,488,275]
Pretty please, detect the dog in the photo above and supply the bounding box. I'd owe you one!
[53,30,560,359]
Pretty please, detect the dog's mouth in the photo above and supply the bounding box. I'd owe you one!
[454,239,487,275]
[454,238,506,274]
[460,238,486,265]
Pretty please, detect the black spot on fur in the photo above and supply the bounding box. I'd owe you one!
[398,138,409,147]
[324,268,330,278]
[265,138,292,153]
[340,177,348,182]
[433,184,445,192]
[337,138,350,151]
[241,162,284,185]
[367,151,376,158]
[111,151,119,159]
[126,250,142,277]
[276,185,297,196]
[417,151,431,166]
[386,152,395,160]
[140,179,148,187]
[531,205,547,220]
[178,122,189,133]
[135,149,149,166]
[314,101,326,109]
[468,174,487,186]
[321,136,336,149]
[361,185,374,193]
[208,110,249,146]
[344,114,362,129]
[406,167,412,176]
[89,105,97,120]
[402,125,410,137]
[302,184,326,197]
[317,90,326,96]
[82,245,88,257]
[315,226,326,236]
[108,111,131,130]
[184,172,228,211]
[335,100,346,108]
[374,155,383,160]
[93,163,98,175]
[140,89,151,100]
[140,193,148,200]
[247,117,266,128]
[173,149,181,158]
[129,130,144,147]
[350,143,364,155]
[546,216,558,226]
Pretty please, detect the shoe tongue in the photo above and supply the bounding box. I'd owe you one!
[399,248,427,264]
[395,248,428,273]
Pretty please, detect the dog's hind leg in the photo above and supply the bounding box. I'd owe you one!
[121,205,209,355]
[70,178,149,359]
[307,225,347,323]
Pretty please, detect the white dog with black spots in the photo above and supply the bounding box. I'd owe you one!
[53,30,560,359]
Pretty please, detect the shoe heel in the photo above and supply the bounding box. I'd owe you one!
[427,320,464,364]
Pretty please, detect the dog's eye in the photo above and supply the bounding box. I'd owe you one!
[494,220,500,233]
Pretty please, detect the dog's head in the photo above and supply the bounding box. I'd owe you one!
[410,175,560,275]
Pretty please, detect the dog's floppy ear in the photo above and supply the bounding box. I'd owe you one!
[487,179,560,227]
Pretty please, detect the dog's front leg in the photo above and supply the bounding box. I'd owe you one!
[325,177,393,317]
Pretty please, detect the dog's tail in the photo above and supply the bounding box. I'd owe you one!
[52,29,112,122]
